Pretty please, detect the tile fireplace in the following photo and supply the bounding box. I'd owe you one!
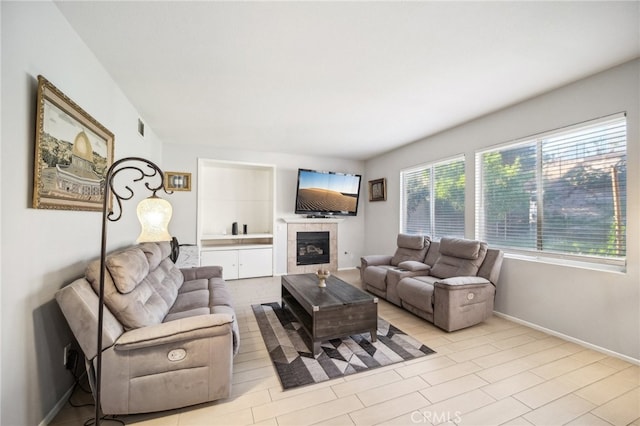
[297,231,330,266]
[286,219,339,274]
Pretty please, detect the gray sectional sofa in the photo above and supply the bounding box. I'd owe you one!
[56,241,239,415]
[361,234,503,332]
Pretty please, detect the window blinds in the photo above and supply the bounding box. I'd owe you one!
[476,113,627,261]
[401,156,465,239]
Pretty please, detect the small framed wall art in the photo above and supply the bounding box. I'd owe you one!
[165,171,192,191]
[32,75,114,211]
[368,178,387,202]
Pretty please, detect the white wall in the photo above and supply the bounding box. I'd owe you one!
[1,2,165,424]
[161,144,366,273]
[365,59,640,361]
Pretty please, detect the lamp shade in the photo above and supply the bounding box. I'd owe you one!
[136,195,173,242]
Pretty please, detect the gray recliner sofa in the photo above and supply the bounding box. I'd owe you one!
[360,234,433,306]
[56,241,239,415]
[361,235,503,332]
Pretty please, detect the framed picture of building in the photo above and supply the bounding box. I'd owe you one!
[32,75,114,211]
[368,178,387,202]
[164,171,192,191]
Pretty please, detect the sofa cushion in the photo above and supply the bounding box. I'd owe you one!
[363,265,395,291]
[169,289,210,313]
[209,278,234,308]
[430,238,488,279]
[397,260,430,272]
[104,273,170,330]
[86,243,185,330]
[398,233,427,250]
[163,307,210,322]
[105,248,149,294]
[439,238,482,260]
[391,234,430,266]
[140,242,162,270]
[397,276,437,314]
[180,278,209,293]
[424,240,440,266]
[146,258,184,306]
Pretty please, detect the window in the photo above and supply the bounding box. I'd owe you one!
[401,156,465,239]
[476,114,627,264]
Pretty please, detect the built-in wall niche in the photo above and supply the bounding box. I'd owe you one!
[199,161,274,236]
[197,159,275,279]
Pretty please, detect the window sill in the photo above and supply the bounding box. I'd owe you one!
[504,251,626,274]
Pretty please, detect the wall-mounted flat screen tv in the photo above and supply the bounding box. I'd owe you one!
[296,169,361,217]
[295,168,362,217]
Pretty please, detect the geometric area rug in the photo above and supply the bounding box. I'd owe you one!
[252,302,436,390]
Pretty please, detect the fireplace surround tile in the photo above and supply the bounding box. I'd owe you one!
[287,222,338,274]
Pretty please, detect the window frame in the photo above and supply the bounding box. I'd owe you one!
[474,113,627,270]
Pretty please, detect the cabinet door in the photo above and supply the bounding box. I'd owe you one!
[200,250,239,280]
[238,248,273,279]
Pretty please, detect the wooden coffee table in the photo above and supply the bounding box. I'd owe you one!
[281,273,378,355]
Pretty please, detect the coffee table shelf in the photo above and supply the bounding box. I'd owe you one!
[281,273,378,355]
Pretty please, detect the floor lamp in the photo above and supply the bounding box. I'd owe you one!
[94,157,173,425]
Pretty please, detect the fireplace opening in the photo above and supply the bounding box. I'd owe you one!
[297,231,330,266]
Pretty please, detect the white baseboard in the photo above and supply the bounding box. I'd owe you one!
[41,369,89,426]
[40,383,75,426]
[493,311,640,366]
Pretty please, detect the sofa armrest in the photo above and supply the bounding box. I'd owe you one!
[115,313,233,351]
[397,260,431,273]
[433,277,496,332]
[435,276,492,288]
[361,255,393,268]
[56,278,124,360]
[181,265,223,281]
[360,255,394,283]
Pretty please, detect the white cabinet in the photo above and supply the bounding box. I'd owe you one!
[201,246,273,280]
[238,247,273,279]
[201,250,238,280]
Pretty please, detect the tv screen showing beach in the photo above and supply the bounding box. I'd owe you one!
[295,169,361,215]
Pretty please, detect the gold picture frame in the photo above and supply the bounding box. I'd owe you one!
[32,75,114,211]
[165,171,192,191]
[368,178,387,202]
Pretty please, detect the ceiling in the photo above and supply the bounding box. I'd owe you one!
[54,1,639,161]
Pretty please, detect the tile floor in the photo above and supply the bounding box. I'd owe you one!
[51,269,639,426]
